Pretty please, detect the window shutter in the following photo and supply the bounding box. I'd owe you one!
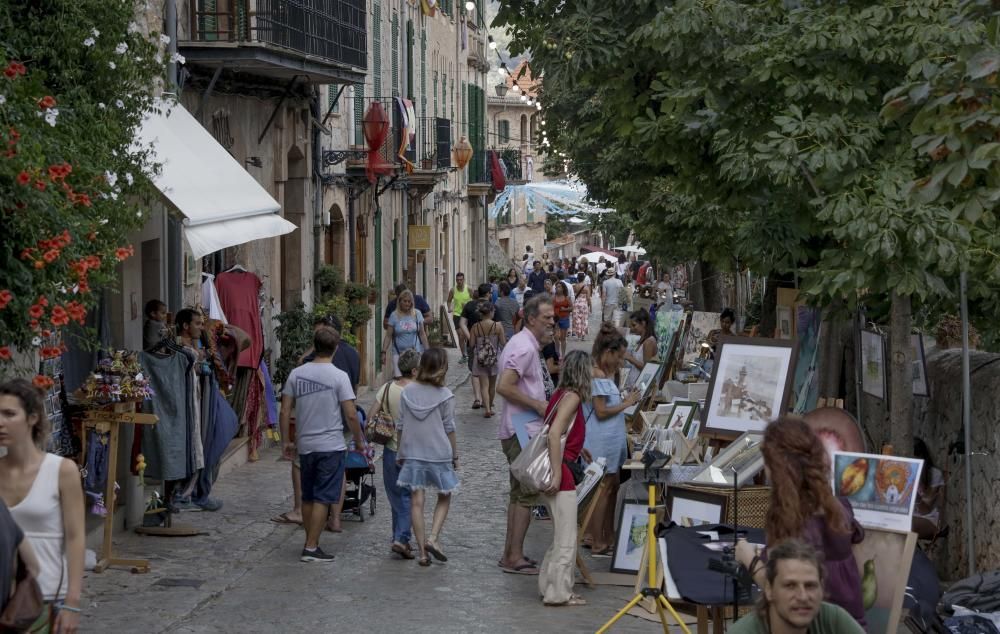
[420,24,427,118]
[328,84,340,113]
[354,83,365,145]
[391,12,399,98]
[373,2,382,99]
[406,19,414,99]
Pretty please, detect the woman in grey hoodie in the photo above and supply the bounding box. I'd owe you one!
[396,347,459,567]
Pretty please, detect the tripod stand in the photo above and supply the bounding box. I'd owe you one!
[596,479,691,634]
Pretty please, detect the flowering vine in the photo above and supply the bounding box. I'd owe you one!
[0,0,166,383]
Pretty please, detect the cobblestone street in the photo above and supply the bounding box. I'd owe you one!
[83,308,691,633]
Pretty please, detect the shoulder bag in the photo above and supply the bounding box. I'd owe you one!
[0,552,44,632]
[509,393,574,494]
[366,383,397,446]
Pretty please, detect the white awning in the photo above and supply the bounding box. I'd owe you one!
[136,99,296,258]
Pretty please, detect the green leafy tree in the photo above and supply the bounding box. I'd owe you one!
[0,1,164,383]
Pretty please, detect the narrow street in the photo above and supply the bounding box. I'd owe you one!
[83,308,688,633]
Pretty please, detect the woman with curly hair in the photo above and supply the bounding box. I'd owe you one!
[735,416,867,628]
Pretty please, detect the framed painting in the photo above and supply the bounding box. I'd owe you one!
[611,502,650,574]
[623,362,661,417]
[666,400,700,437]
[851,528,917,634]
[861,330,886,399]
[776,305,793,340]
[832,451,923,532]
[666,487,729,528]
[682,311,721,364]
[691,431,765,488]
[702,337,797,438]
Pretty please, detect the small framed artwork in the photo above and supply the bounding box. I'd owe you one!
[624,362,661,417]
[666,400,699,437]
[666,487,728,528]
[691,431,765,487]
[702,337,797,438]
[776,305,793,340]
[611,502,650,574]
[183,251,199,286]
[911,334,929,397]
[861,330,886,399]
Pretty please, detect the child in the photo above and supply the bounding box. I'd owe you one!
[279,327,366,562]
[396,348,459,567]
[143,299,168,351]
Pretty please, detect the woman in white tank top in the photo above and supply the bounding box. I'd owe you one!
[0,379,85,633]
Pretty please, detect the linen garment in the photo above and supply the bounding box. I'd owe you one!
[215,270,263,368]
[582,378,628,474]
[538,491,578,604]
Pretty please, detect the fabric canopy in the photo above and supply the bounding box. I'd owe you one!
[136,99,296,258]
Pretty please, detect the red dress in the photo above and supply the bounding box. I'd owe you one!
[544,389,586,492]
[215,271,263,368]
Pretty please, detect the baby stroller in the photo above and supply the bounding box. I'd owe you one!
[342,406,376,521]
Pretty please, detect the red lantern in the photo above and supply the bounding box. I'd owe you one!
[363,101,393,183]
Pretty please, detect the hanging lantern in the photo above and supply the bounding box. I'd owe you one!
[363,101,393,183]
[453,136,473,170]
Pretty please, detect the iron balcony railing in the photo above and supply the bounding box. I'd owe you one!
[190,0,367,69]
[415,117,452,170]
[469,147,523,184]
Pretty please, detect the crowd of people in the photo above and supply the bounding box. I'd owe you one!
[0,250,941,631]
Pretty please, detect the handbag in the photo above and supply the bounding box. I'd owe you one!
[509,393,574,494]
[0,553,44,632]
[564,457,586,486]
[366,383,396,446]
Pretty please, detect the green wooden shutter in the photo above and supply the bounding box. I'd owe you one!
[354,83,365,145]
[433,71,438,117]
[373,2,382,99]
[498,120,509,144]
[420,24,427,118]
[391,11,399,98]
[328,85,340,113]
[406,19,414,98]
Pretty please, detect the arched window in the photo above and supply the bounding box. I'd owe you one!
[520,114,528,148]
[498,120,510,144]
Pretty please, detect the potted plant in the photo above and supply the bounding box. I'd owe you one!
[421,152,435,170]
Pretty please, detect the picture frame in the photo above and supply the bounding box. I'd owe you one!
[624,362,661,417]
[183,251,199,286]
[702,337,797,438]
[666,487,728,528]
[832,451,924,532]
[776,305,793,340]
[911,334,929,397]
[861,330,886,400]
[682,311,721,364]
[611,501,650,574]
[666,400,699,437]
[691,431,765,488]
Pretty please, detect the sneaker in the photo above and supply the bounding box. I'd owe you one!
[300,547,335,563]
[193,497,223,512]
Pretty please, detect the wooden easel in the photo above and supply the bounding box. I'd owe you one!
[575,479,610,587]
[82,403,158,574]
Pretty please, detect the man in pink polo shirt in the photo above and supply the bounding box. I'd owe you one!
[496,293,555,575]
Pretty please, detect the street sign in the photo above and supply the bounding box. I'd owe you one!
[409,224,431,250]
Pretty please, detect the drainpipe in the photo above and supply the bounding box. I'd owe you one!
[311,88,323,285]
[348,196,356,281]
[165,0,177,92]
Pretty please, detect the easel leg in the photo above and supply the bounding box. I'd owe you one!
[93,423,119,573]
[576,479,608,589]
[595,593,645,634]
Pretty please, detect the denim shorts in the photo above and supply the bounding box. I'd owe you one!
[299,450,346,504]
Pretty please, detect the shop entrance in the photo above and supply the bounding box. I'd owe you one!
[281,145,307,308]
[325,203,345,269]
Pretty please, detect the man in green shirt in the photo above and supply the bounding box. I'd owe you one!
[730,540,864,634]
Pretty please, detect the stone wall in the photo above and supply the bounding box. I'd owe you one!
[864,347,1000,580]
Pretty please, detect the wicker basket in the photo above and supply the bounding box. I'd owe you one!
[669,483,771,529]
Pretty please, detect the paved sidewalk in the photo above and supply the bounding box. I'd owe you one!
[83,305,689,633]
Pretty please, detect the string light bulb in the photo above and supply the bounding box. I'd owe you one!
[465,1,475,12]
[488,36,497,50]
[536,102,542,110]
[520,94,528,102]
[511,84,520,94]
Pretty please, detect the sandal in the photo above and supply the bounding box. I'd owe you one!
[269,512,301,526]
[391,542,415,560]
[425,539,448,562]
[418,556,431,567]
[544,594,588,607]
[500,561,539,575]
[471,400,482,410]
[483,410,493,418]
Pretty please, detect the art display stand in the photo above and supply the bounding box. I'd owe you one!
[671,428,703,465]
[575,478,610,588]
[81,403,158,574]
[596,478,691,634]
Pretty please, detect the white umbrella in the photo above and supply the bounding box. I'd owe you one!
[614,245,647,255]
[579,251,620,263]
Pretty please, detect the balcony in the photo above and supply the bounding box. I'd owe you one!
[182,0,366,85]
[469,147,524,187]
[414,117,452,171]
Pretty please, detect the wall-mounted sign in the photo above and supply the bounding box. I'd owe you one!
[409,224,431,250]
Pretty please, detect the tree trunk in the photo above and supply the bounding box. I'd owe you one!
[758,274,778,337]
[888,292,914,453]
[701,261,725,312]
